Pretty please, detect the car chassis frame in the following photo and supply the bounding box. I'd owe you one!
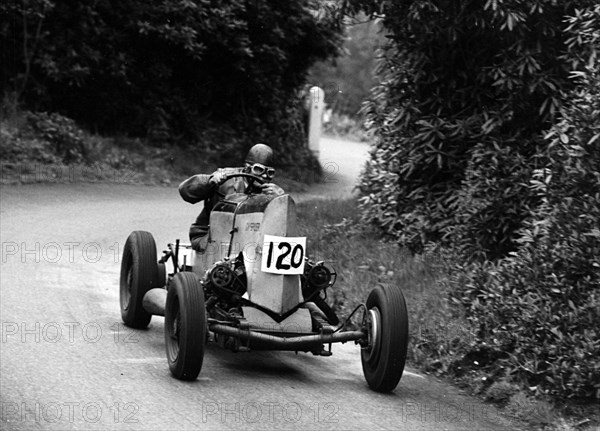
[119,173,409,392]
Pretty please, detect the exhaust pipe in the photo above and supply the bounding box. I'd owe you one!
[209,323,364,351]
[142,288,167,316]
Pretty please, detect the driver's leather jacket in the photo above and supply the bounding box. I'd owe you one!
[178,167,246,250]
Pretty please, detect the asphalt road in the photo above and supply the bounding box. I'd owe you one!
[0,137,518,430]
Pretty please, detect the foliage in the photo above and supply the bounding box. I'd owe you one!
[1,0,342,165]
[25,112,88,163]
[323,112,369,142]
[308,14,386,117]
[0,122,61,166]
[0,106,317,189]
[349,0,596,256]
[296,198,597,425]
[295,198,453,358]
[446,5,600,400]
[0,109,87,164]
[449,143,541,261]
[340,0,600,401]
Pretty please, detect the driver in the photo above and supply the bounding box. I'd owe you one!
[179,143,285,251]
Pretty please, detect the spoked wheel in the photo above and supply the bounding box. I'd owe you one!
[120,231,161,328]
[361,284,409,392]
[165,272,206,380]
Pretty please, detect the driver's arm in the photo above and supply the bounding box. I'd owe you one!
[179,169,228,204]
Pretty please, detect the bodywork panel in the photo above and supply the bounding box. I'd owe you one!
[205,193,303,315]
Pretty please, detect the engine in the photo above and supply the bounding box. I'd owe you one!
[204,257,247,304]
[301,260,335,301]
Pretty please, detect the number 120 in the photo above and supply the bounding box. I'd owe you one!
[265,241,304,270]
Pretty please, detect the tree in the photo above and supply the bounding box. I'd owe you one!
[345,0,595,257]
[343,0,600,400]
[1,0,343,155]
[447,5,600,399]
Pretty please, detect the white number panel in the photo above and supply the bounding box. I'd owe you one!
[261,235,306,275]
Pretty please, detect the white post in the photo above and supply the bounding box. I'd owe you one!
[308,86,325,158]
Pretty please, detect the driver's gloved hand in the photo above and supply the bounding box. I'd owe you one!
[261,183,284,196]
[209,169,227,186]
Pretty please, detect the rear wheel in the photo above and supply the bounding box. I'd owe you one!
[120,231,160,328]
[361,284,409,392]
[165,272,206,380]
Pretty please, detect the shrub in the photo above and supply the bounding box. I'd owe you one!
[446,5,600,399]
[449,142,542,261]
[352,0,593,257]
[0,109,85,165]
[25,112,87,163]
[0,125,61,165]
[1,0,342,149]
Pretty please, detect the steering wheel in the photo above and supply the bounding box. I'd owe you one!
[220,172,266,194]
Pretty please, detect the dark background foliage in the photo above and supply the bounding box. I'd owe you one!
[1,0,342,169]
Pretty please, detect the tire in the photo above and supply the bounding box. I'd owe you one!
[361,284,409,392]
[120,231,160,329]
[157,262,166,288]
[165,272,206,380]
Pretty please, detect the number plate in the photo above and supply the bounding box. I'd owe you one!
[261,235,306,275]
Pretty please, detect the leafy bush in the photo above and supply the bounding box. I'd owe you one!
[0,105,320,189]
[25,112,87,163]
[1,0,342,154]
[351,0,593,256]
[446,5,600,400]
[449,142,542,261]
[0,110,88,165]
[345,0,600,401]
[0,125,61,165]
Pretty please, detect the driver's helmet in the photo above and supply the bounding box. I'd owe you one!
[244,144,275,181]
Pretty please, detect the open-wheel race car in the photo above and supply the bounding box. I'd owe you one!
[119,173,409,392]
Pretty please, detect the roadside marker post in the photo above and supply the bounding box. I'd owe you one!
[308,86,325,158]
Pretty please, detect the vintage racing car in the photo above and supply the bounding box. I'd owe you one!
[119,173,409,392]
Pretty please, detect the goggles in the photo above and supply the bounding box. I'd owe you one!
[248,163,275,179]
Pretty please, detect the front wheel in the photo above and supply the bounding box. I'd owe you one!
[361,284,409,392]
[120,231,160,328]
[165,272,206,380]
